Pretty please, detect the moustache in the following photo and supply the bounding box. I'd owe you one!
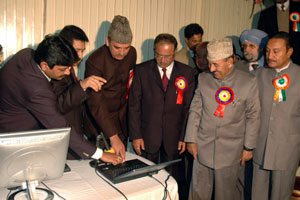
[267,59,277,63]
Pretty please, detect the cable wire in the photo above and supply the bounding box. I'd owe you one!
[150,174,171,200]
[94,168,128,200]
[41,182,66,200]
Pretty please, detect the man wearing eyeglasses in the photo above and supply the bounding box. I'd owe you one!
[235,29,269,73]
[128,33,195,199]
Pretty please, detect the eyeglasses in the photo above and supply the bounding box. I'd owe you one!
[155,53,174,59]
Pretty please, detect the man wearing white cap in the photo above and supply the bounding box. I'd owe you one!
[235,29,268,73]
[185,38,261,200]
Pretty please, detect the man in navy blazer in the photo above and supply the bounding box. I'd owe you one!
[128,34,195,196]
[0,35,120,164]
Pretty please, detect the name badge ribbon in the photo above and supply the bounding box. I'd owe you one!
[273,74,289,102]
[126,69,134,99]
[175,77,188,104]
[290,12,300,32]
[214,87,234,118]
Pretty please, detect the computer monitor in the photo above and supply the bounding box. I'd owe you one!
[0,127,71,199]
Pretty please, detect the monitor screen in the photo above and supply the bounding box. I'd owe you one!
[0,127,70,188]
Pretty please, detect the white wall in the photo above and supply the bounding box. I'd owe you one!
[0,0,263,68]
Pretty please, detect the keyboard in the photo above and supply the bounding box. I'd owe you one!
[95,159,148,183]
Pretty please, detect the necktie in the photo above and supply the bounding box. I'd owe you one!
[281,4,285,11]
[162,68,168,92]
[70,66,79,81]
[251,64,259,70]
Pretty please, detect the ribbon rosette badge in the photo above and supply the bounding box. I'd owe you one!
[175,77,188,104]
[273,74,289,102]
[214,87,234,118]
[290,12,300,32]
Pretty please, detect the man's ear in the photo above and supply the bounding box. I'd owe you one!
[40,61,50,72]
[184,37,189,45]
[287,47,294,59]
[105,37,109,47]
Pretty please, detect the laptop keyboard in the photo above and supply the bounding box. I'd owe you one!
[96,159,148,179]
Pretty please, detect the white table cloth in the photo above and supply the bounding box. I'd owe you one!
[0,152,179,200]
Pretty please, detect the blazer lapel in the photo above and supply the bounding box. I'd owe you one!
[169,62,181,88]
[151,61,165,92]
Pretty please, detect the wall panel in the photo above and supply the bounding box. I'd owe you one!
[0,0,263,68]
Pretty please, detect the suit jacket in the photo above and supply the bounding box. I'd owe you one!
[84,45,137,144]
[235,60,250,73]
[0,48,96,159]
[235,58,265,73]
[185,68,261,169]
[128,60,195,157]
[51,68,90,158]
[175,47,196,69]
[258,2,300,65]
[253,62,300,170]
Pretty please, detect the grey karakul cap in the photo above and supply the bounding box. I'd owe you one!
[207,38,233,61]
[108,15,133,44]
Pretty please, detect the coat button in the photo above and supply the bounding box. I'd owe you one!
[269,131,273,135]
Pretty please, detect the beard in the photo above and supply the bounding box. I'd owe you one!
[244,52,259,62]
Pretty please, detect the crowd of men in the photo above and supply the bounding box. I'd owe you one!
[0,0,299,199]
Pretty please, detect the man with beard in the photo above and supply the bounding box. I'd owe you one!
[235,29,269,73]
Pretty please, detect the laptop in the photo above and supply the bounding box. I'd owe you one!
[94,158,181,184]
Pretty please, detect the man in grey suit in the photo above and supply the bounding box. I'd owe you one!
[235,29,268,73]
[185,38,261,200]
[252,32,300,200]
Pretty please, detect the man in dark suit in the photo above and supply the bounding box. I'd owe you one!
[0,35,120,164]
[128,33,195,198]
[51,25,108,159]
[258,0,300,65]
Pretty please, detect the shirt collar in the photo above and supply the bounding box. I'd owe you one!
[276,0,289,11]
[275,61,290,73]
[37,64,51,82]
[157,61,174,71]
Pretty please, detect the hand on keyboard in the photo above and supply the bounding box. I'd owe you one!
[101,152,122,165]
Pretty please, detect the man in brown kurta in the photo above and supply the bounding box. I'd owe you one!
[84,16,137,161]
[185,38,261,200]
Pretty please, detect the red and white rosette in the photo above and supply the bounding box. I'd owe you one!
[126,69,134,99]
[175,77,188,104]
[214,87,234,118]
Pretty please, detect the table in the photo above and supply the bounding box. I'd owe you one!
[0,152,179,200]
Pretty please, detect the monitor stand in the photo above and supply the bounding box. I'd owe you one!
[8,181,54,200]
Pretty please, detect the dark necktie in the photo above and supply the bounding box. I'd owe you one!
[162,68,168,92]
[251,64,259,70]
